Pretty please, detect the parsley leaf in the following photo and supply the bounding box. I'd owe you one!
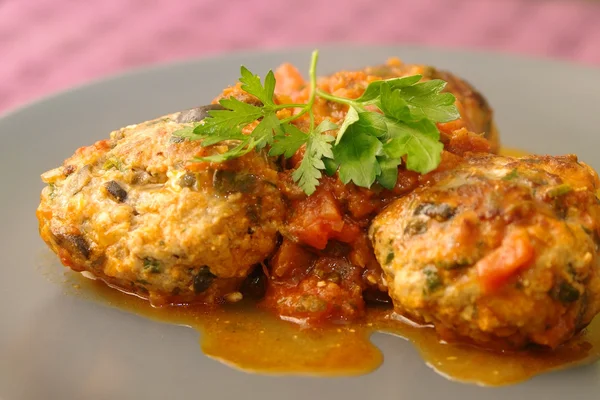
[314,119,338,135]
[292,121,335,195]
[176,50,459,195]
[197,113,281,162]
[172,124,199,140]
[270,123,309,158]
[250,113,281,150]
[321,73,450,179]
[198,138,257,162]
[355,75,422,105]
[197,97,262,137]
[335,106,359,144]
[398,80,460,123]
[333,125,382,188]
[379,81,411,121]
[183,69,282,162]
[376,157,403,189]
[240,66,276,107]
[352,110,389,139]
[311,122,335,160]
[384,119,443,173]
[270,115,337,160]
[323,157,339,176]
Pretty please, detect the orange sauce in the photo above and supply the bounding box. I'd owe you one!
[38,147,600,386]
[50,265,600,386]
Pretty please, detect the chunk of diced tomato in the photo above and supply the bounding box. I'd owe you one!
[289,190,359,249]
[271,239,316,279]
[477,230,534,293]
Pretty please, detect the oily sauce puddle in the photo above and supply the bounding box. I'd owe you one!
[38,147,600,386]
[52,266,600,386]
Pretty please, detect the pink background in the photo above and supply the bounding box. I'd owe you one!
[2,0,599,114]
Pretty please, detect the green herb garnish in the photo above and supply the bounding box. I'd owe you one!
[143,257,162,274]
[175,50,459,195]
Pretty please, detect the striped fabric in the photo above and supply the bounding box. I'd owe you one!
[1,0,599,113]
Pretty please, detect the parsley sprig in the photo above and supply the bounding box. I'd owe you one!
[175,50,459,195]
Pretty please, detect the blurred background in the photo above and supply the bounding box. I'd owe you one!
[1,0,599,115]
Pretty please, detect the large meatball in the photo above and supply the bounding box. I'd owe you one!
[37,107,285,305]
[370,154,600,348]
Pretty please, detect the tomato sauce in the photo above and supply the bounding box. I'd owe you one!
[254,60,503,327]
[49,262,600,386]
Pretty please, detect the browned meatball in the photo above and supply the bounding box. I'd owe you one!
[370,154,600,349]
[37,108,285,305]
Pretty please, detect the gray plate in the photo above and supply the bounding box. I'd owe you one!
[2,45,600,400]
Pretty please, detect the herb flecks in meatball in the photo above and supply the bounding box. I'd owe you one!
[370,154,600,349]
[37,113,285,305]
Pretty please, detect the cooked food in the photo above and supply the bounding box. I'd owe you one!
[273,58,498,152]
[37,110,285,305]
[370,154,600,348]
[37,49,600,362]
[361,61,499,152]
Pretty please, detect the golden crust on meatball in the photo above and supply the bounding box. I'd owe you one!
[370,154,600,348]
[37,109,285,305]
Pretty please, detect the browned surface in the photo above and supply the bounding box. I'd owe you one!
[371,153,600,348]
[37,114,286,305]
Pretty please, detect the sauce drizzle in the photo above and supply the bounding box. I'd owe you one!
[58,268,600,386]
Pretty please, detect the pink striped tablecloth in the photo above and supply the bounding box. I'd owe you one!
[1,0,599,114]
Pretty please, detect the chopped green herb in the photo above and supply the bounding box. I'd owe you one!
[423,265,442,293]
[143,257,162,274]
[102,157,123,171]
[48,183,56,199]
[502,169,519,181]
[547,184,572,198]
[435,258,472,270]
[175,50,459,195]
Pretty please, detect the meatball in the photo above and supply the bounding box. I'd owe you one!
[37,108,286,305]
[369,154,600,348]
